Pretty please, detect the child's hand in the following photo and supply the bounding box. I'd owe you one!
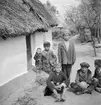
[51,81,54,84]
[55,85,62,90]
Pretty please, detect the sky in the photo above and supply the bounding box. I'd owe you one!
[40,0,80,12]
[40,0,80,6]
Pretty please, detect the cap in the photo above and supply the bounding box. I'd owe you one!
[43,41,50,47]
[80,62,90,68]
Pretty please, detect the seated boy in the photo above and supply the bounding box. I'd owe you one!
[70,62,97,95]
[44,64,68,102]
[93,59,101,93]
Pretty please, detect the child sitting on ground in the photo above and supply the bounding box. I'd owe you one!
[44,63,68,102]
[70,62,98,95]
[34,48,42,73]
[93,59,101,93]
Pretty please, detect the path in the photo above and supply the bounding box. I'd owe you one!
[40,35,101,105]
[1,35,101,105]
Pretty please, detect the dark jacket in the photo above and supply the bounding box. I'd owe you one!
[75,69,92,84]
[47,71,67,91]
[41,50,57,73]
[93,68,101,85]
[58,40,76,65]
[34,52,42,67]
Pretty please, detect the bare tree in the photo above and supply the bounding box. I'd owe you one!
[65,6,82,34]
[78,0,101,56]
[65,0,101,56]
[44,0,58,15]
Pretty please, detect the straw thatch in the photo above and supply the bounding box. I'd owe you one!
[0,0,57,38]
[26,0,57,26]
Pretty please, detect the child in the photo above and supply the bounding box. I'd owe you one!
[70,62,97,95]
[34,48,42,73]
[58,34,76,87]
[44,64,68,102]
[41,41,57,74]
[93,59,101,93]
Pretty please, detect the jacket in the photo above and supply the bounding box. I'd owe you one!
[58,40,76,64]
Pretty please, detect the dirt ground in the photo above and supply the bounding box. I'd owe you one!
[1,35,101,105]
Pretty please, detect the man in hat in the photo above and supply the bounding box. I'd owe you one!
[42,41,57,73]
[44,64,68,102]
[58,34,76,87]
[93,59,101,93]
[70,62,97,95]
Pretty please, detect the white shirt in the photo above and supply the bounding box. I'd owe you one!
[64,41,70,51]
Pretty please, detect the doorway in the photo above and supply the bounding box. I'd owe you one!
[26,34,32,70]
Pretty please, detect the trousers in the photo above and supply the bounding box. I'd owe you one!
[62,64,72,86]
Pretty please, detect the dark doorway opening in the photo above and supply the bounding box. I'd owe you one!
[26,34,32,70]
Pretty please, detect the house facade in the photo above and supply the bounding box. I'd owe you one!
[0,0,57,86]
[0,36,27,86]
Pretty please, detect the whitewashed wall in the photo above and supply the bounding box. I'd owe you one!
[0,36,27,86]
[44,28,53,49]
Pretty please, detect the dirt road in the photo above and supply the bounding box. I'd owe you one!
[1,35,101,105]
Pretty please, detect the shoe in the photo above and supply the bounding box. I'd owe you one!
[85,90,92,94]
[55,98,60,102]
[75,91,84,95]
[60,98,65,102]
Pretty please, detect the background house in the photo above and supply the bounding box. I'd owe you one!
[0,0,57,86]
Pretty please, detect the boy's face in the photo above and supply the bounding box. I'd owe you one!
[44,46,50,51]
[81,67,88,72]
[63,35,70,41]
[55,66,61,73]
[37,49,41,53]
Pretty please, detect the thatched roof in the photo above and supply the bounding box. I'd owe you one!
[26,0,57,26]
[0,0,57,38]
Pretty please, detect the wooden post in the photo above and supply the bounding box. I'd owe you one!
[97,15,100,43]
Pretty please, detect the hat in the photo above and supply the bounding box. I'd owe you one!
[95,59,101,67]
[43,41,50,47]
[80,62,90,68]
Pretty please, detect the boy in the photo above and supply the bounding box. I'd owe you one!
[93,59,101,93]
[70,62,97,95]
[34,48,42,73]
[44,64,68,102]
[58,34,76,86]
[42,41,57,73]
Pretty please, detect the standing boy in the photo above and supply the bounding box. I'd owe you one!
[42,41,57,73]
[58,34,76,86]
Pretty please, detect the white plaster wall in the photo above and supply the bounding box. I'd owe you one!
[31,32,45,66]
[44,28,52,49]
[0,36,27,86]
